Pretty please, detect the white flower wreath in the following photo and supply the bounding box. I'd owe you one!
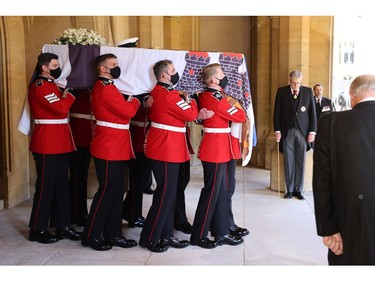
[52,28,108,46]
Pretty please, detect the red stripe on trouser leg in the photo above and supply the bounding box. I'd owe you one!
[199,163,218,239]
[148,162,167,241]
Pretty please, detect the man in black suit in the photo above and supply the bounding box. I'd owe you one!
[311,83,335,150]
[273,70,317,200]
[313,83,335,119]
[313,74,375,265]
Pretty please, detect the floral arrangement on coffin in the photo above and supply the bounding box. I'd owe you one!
[52,27,108,46]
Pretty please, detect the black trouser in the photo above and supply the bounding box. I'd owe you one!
[141,159,179,242]
[174,160,190,227]
[29,153,71,232]
[123,152,151,220]
[191,161,229,239]
[69,146,91,224]
[283,127,306,193]
[226,159,237,227]
[83,158,127,240]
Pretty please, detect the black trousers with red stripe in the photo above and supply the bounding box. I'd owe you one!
[227,159,237,227]
[174,160,190,227]
[83,157,127,240]
[69,146,91,225]
[123,152,150,221]
[140,159,179,242]
[191,161,229,239]
[29,153,71,232]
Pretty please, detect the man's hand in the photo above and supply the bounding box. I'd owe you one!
[144,95,154,108]
[307,133,316,143]
[64,88,77,98]
[128,95,142,103]
[197,108,214,120]
[323,233,343,255]
[275,132,281,143]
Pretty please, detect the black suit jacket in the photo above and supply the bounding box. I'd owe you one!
[273,85,317,152]
[313,101,375,264]
[316,96,335,119]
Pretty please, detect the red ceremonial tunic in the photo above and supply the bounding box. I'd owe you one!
[69,88,95,148]
[197,89,246,163]
[145,83,198,163]
[90,78,140,161]
[28,76,76,154]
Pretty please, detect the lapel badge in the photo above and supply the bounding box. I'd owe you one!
[300,106,306,112]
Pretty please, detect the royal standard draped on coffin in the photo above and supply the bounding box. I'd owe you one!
[18,44,257,166]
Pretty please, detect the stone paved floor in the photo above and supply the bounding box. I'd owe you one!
[1,163,338,279]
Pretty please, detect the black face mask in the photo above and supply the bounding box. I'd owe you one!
[109,66,121,79]
[218,76,228,89]
[169,72,180,85]
[49,67,62,79]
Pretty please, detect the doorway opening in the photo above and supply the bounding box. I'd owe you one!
[332,15,374,110]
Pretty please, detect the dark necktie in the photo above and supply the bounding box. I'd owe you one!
[292,90,298,111]
[292,90,298,100]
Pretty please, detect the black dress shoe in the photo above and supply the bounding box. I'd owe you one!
[128,217,145,228]
[293,192,305,200]
[106,236,137,248]
[55,226,82,241]
[229,225,250,237]
[144,187,154,194]
[174,221,192,234]
[215,234,243,246]
[284,192,293,199]
[190,235,218,249]
[29,230,59,244]
[81,237,112,251]
[162,237,190,249]
[139,237,168,253]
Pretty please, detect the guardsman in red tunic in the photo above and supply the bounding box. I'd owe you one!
[174,106,215,235]
[122,93,153,228]
[140,59,198,253]
[190,63,246,249]
[81,53,140,251]
[68,88,95,227]
[28,52,81,244]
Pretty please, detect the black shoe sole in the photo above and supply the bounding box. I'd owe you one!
[190,240,217,249]
[81,240,112,251]
[29,236,59,244]
[139,240,168,253]
[230,230,250,237]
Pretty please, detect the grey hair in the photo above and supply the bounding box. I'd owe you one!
[350,74,375,96]
[289,70,303,80]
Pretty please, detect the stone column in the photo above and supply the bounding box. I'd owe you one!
[109,16,131,46]
[139,16,163,49]
[163,16,180,50]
